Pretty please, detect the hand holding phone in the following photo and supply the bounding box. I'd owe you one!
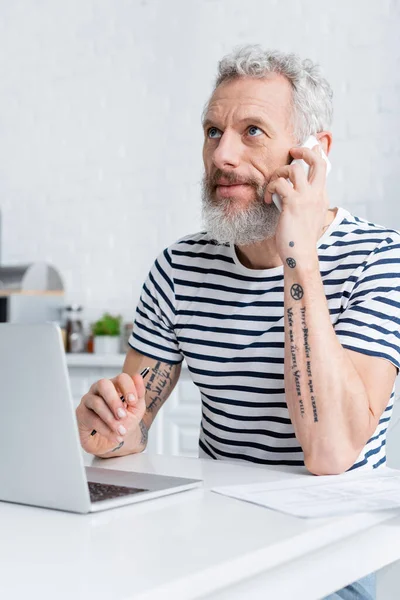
[271,135,331,212]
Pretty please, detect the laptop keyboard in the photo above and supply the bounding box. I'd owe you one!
[88,481,149,503]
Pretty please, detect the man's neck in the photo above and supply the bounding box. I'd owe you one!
[235,207,338,271]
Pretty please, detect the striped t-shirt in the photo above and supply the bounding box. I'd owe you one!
[129,207,400,470]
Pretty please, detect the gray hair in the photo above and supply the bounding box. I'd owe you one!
[204,44,333,143]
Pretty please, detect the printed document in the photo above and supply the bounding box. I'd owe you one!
[212,467,400,518]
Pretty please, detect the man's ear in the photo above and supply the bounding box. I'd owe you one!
[316,131,333,155]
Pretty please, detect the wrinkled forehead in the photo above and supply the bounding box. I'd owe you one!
[203,74,293,133]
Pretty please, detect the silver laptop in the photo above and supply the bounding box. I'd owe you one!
[0,322,202,513]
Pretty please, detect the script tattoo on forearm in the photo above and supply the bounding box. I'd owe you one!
[139,420,148,447]
[301,307,318,423]
[146,361,175,414]
[287,307,305,418]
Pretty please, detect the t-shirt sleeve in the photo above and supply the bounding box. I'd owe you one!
[128,247,183,364]
[334,239,400,371]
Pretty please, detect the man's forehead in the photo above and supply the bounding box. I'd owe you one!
[204,75,292,127]
[205,98,277,120]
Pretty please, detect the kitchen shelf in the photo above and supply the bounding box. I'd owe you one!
[65,353,126,368]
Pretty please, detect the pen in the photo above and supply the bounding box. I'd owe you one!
[90,366,150,437]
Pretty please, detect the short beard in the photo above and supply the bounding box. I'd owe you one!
[201,170,280,246]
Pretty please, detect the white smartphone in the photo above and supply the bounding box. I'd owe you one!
[271,134,331,212]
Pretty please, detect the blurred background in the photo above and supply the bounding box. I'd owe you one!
[0,0,399,326]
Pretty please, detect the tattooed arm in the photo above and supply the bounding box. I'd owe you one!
[96,349,181,458]
[266,144,397,476]
[284,248,396,475]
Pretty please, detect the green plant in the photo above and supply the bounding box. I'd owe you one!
[91,313,122,337]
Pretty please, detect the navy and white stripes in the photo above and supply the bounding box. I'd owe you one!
[129,207,400,470]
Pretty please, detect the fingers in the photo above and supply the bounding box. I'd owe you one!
[266,145,327,206]
[289,145,327,186]
[90,377,127,420]
[267,176,293,201]
[84,391,128,438]
[112,372,140,405]
[79,373,147,445]
[268,163,308,192]
[132,372,146,402]
[78,404,123,443]
[126,372,147,420]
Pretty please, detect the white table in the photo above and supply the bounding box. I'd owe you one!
[1,453,400,600]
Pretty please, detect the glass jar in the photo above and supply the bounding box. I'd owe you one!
[65,305,85,353]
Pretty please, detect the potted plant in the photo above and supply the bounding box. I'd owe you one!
[92,313,122,354]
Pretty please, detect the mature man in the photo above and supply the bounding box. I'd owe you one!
[77,45,399,599]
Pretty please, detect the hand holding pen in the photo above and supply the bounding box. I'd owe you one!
[76,367,150,456]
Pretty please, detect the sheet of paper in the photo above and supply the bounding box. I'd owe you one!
[211,467,400,518]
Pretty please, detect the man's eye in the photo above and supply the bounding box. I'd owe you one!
[248,126,263,137]
[207,127,222,139]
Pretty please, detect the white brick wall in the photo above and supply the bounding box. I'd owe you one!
[0,0,399,322]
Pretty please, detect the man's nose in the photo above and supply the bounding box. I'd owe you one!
[212,132,241,171]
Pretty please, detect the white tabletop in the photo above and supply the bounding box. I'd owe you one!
[1,453,400,600]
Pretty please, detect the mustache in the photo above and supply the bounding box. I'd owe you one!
[207,169,260,188]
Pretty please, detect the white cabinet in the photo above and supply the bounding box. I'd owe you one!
[67,354,201,458]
